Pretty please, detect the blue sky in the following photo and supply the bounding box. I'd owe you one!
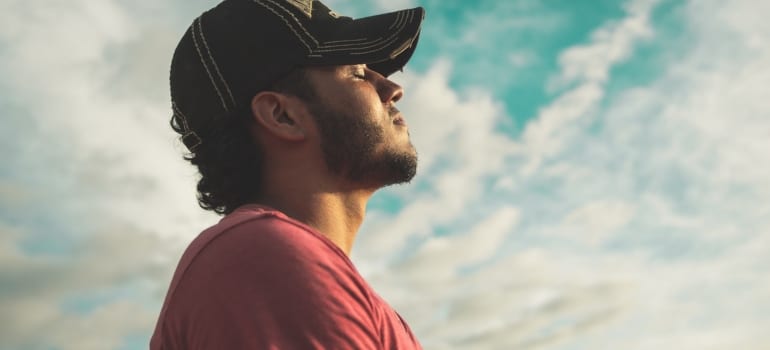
[2,0,769,349]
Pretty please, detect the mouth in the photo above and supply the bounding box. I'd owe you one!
[393,114,407,127]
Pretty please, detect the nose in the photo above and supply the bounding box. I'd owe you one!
[377,77,404,104]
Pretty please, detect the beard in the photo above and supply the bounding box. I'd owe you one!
[306,99,417,187]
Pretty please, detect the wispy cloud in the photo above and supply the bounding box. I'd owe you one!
[2,0,769,348]
[359,0,770,348]
[0,222,177,349]
[0,0,212,348]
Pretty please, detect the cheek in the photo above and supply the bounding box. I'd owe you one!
[352,88,381,109]
[346,97,386,128]
[320,82,386,123]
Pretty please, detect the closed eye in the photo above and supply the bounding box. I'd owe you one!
[351,65,367,80]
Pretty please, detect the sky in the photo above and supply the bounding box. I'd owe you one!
[1,0,769,349]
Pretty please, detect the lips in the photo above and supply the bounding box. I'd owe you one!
[393,114,407,126]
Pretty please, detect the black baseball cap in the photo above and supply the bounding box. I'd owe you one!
[170,0,425,151]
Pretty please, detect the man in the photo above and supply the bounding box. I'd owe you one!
[151,0,425,348]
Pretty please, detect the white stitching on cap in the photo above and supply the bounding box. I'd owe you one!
[183,131,202,150]
[316,10,408,49]
[388,37,413,59]
[260,0,319,45]
[197,17,236,108]
[172,101,192,131]
[316,9,409,52]
[315,34,395,53]
[316,9,412,54]
[394,10,409,32]
[324,38,368,44]
[345,10,415,56]
[191,18,229,113]
[260,0,412,53]
[347,36,400,55]
[285,0,313,18]
[318,37,385,49]
[255,0,416,57]
[260,0,382,51]
[254,0,313,53]
[389,11,403,30]
[173,101,202,151]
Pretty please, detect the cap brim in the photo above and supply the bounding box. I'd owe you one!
[305,7,424,77]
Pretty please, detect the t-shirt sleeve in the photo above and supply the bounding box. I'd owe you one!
[159,217,381,350]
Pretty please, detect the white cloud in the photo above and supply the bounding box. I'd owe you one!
[3,0,770,349]
[361,0,770,348]
[0,0,216,237]
[355,2,664,346]
[458,12,564,48]
[508,50,537,68]
[0,0,212,348]
[0,223,179,349]
[354,59,517,262]
[372,0,416,12]
[561,200,636,245]
[549,0,658,90]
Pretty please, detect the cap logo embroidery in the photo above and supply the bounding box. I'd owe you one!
[328,10,339,18]
[285,0,313,18]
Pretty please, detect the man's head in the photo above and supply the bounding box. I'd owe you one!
[169,0,424,214]
[307,65,417,188]
[257,65,418,189]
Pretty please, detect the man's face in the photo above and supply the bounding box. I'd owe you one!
[302,64,417,188]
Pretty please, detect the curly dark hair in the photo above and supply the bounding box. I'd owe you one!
[170,68,316,215]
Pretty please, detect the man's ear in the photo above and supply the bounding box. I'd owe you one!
[250,91,307,141]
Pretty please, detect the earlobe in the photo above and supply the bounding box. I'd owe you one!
[250,92,306,141]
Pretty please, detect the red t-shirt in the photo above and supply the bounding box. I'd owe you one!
[151,204,421,349]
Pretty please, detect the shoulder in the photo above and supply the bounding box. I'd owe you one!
[204,206,349,267]
[174,204,365,295]
[177,205,346,269]
[158,205,382,348]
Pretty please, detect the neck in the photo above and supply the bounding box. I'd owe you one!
[257,180,374,256]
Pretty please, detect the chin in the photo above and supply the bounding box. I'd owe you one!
[381,149,418,186]
[349,147,417,188]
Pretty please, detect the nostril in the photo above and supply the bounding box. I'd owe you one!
[377,76,404,103]
[392,90,403,103]
[390,84,404,103]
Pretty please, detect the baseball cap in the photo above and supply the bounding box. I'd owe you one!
[170,0,425,151]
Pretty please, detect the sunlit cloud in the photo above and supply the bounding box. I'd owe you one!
[1,0,769,348]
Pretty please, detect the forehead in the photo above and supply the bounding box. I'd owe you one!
[307,64,366,74]
[301,65,364,88]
